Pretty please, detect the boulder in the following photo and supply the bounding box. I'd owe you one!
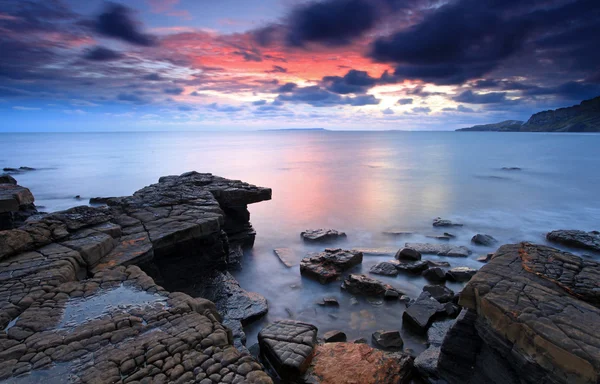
[323,330,347,343]
[302,343,413,384]
[546,229,600,252]
[300,248,363,284]
[405,243,471,257]
[258,320,317,380]
[396,260,429,274]
[423,285,455,303]
[301,229,347,242]
[422,267,446,283]
[370,261,399,276]
[273,247,295,267]
[402,292,444,334]
[471,233,497,246]
[432,217,463,227]
[342,274,402,298]
[395,247,422,261]
[372,330,404,349]
[445,267,477,282]
[0,175,17,185]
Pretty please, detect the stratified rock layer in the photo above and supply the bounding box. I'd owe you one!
[439,242,600,384]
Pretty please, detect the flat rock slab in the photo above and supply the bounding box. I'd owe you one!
[342,274,402,298]
[301,229,347,242]
[303,343,413,384]
[405,243,471,257]
[547,229,600,253]
[402,292,444,334]
[258,320,317,380]
[300,248,363,284]
[273,247,296,267]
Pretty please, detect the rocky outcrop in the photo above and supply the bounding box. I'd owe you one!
[0,182,38,230]
[300,248,363,284]
[341,274,402,298]
[302,343,413,384]
[547,229,600,252]
[438,242,600,384]
[456,120,524,132]
[405,243,471,257]
[301,229,346,242]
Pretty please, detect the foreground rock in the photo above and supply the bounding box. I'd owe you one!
[414,320,455,383]
[301,229,346,242]
[0,182,37,230]
[303,343,413,384]
[547,229,600,252]
[402,292,444,334]
[0,175,17,185]
[438,242,600,384]
[258,320,317,381]
[342,274,402,298]
[405,243,471,257]
[300,248,363,284]
[432,217,463,227]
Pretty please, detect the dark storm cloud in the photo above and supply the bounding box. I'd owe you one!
[523,81,600,101]
[276,84,380,107]
[454,90,508,104]
[95,3,157,46]
[83,46,123,61]
[397,98,413,105]
[322,70,378,94]
[277,83,298,93]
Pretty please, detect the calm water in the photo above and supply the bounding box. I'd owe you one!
[2,131,600,352]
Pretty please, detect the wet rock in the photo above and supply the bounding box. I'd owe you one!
[323,330,347,343]
[301,229,346,242]
[405,243,471,257]
[370,261,399,276]
[423,285,455,303]
[300,248,363,284]
[341,274,402,298]
[303,343,414,384]
[402,292,444,334]
[396,260,429,274]
[0,175,17,185]
[546,229,600,252]
[422,268,446,283]
[414,320,455,382]
[445,267,477,282]
[395,247,421,261]
[471,234,497,246]
[432,218,463,227]
[317,297,339,306]
[273,247,295,267]
[477,253,493,263]
[372,330,403,349]
[258,320,317,381]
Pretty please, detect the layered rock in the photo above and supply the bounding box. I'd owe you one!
[405,243,471,257]
[438,242,600,384]
[300,248,363,284]
[547,229,600,253]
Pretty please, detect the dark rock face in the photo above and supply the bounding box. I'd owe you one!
[414,320,455,382]
[547,229,600,252]
[300,248,363,284]
[258,320,317,381]
[471,234,497,246]
[395,247,422,261]
[323,330,347,343]
[432,217,463,227]
[396,260,429,274]
[372,330,404,349]
[370,261,399,276]
[303,343,414,384]
[439,243,600,384]
[301,229,346,242]
[422,267,446,283]
[273,247,295,267]
[402,292,444,334]
[342,274,402,298]
[405,243,471,257]
[0,174,17,185]
[423,284,455,303]
[445,267,477,282]
[0,183,37,230]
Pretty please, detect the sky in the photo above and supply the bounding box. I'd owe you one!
[0,0,599,131]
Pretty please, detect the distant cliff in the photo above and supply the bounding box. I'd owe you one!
[456,96,600,132]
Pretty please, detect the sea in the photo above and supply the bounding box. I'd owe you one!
[2,130,600,352]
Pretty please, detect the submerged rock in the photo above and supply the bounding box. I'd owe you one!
[302,343,414,384]
[445,267,477,282]
[342,274,403,298]
[300,248,363,284]
[471,233,498,246]
[301,229,347,242]
[370,261,399,276]
[432,217,463,227]
[395,247,422,261]
[546,229,600,252]
[273,247,295,267]
[402,292,444,334]
[372,330,404,349]
[405,243,471,257]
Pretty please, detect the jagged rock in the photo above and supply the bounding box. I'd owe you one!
[402,292,444,334]
[342,274,402,298]
[396,260,429,274]
[323,330,347,343]
[422,268,446,283]
[0,175,17,185]
[395,247,422,261]
[547,229,600,252]
[258,320,317,380]
[423,285,455,303]
[302,343,414,384]
[300,248,363,284]
[445,267,477,282]
[471,234,497,246]
[372,330,403,349]
[414,320,455,382]
[273,247,295,267]
[370,261,399,276]
[301,229,347,242]
[405,243,471,257]
[432,218,463,227]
